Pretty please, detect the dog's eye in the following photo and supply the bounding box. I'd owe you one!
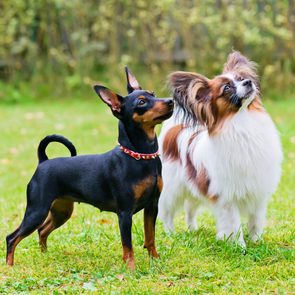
[138,99,147,106]
[223,84,231,92]
[237,77,244,81]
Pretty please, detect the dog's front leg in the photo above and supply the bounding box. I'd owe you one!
[248,199,268,242]
[144,203,160,258]
[213,202,245,247]
[117,210,135,270]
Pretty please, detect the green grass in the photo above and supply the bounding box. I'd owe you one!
[0,98,294,294]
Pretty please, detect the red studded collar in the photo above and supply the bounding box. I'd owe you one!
[119,144,160,160]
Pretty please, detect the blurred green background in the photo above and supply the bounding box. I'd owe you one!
[0,0,294,102]
[0,2,294,293]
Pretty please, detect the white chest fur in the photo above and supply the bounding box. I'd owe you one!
[190,109,283,203]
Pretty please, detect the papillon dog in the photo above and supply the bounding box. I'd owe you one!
[158,51,282,246]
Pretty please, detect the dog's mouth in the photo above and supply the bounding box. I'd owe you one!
[233,88,255,108]
[153,110,173,121]
[240,88,255,100]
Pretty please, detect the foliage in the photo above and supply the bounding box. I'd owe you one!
[0,0,294,101]
[0,98,294,294]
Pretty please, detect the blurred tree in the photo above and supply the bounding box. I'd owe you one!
[0,0,294,96]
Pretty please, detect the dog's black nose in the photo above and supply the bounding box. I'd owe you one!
[242,79,252,87]
[166,99,174,108]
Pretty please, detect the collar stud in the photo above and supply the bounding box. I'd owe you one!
[119,144,159,160]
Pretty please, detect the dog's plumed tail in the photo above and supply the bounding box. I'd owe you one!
[37,134,77,164]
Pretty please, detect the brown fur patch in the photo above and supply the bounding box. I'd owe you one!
[186,153,197,182]
[248,96,265,112]
[50,199,74,217]
[132,112,155,139]
[186,136,218,203]
[185,75,237,135]
[122,246,135,269]
[38,199,74,251]
[133,101,170,123]
[133,101,171,140]
[122,245,134,260]
[133,176,155,200]
[157,176,163,192]
[162,124,184,161]
[207,194,219,202]
[6,236,22,266]
[196,165,210,196]
[144,209,159,258]
[207,77,237,134]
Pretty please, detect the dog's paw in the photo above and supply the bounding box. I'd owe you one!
[250,233,263,243]
[216,232,246,248]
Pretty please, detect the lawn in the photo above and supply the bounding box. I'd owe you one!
[0,97,294,294]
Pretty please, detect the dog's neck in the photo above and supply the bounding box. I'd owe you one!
[118,121,158,154]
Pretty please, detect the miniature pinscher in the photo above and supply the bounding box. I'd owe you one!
[6,67,174,269]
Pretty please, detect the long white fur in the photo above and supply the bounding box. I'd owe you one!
[158,76,283,246]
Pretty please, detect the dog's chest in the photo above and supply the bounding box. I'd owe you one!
[198,111,282,199]
[132,175,161,210]
[130,160,162,210]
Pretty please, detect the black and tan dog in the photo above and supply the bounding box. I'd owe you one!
[6,68,173,269]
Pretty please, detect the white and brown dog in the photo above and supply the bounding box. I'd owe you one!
[158,51,282,246]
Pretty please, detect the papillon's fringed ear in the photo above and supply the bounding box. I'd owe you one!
[93,85,123,113]
[168,71,211,125]
[168,71,210,103]
[125,66,141,94]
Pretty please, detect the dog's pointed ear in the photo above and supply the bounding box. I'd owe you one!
[125,66,141,94]
[93,85,124,113]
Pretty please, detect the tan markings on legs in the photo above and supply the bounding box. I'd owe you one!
[38,199,74,251]
[6,236,23,266]
[38,212,54,252]
[144,209,159,259]
[122,246,135,270]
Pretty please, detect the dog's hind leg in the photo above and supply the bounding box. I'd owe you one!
[6,183,54,266]
[248,199,268,242]
[38,199,74,251]
[6,205,51,266]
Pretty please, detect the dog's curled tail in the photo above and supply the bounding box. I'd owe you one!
[37,134,77,164]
